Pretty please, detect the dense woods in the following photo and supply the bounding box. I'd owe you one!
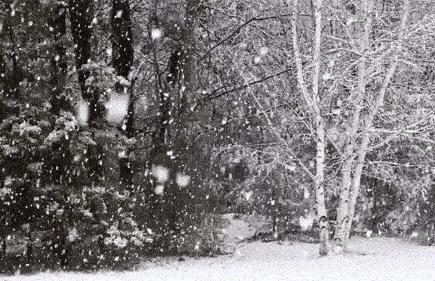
[0,0,434,273]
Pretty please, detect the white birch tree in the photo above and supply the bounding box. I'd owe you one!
[291,0,327,223]
[335,0,411,245]
[289,0,427,252]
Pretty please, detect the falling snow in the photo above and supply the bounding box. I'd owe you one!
[151,28,162,40]
[175,173,190,187]
[0,0,433,279]
[152,165,170,184]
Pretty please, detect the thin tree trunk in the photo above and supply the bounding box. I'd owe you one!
[310,0,327,220]
[0,209,6,259]
[314,120,327,218]
[0,171,7,259]
[291,0,326,220]
[1,237,5,259]
[291,0,328,253]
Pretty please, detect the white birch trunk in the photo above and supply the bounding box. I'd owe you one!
[312,0,326,219]
[291,0,326,219]
[343,0,410,240]
[334,0,373,244]
[315,119,327,218]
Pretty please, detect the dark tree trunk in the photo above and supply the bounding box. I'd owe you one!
[0,201,6,259]
[45,4,72,259]
[179,0,202,107]
[69,0,93,100]
[26,231,33,264]
[69,0,105,126]
[111,0,134,79]
[48,3,69,116]
[151,0,205,252]
[0,14,25,100]
[1,237,5,260]
[69,0,104,184]
[111,0,135,184]
[44,2,74,184]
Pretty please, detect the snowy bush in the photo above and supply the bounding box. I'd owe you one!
[177,214,227,256]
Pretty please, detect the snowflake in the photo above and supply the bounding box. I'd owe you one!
[68,227,79,242]
[115,10,123,19]
[154,185,164,195]
[152,165,170,183]
[299,216,313,232]
[259,46,268,56]
[242,190,253,201]
[176,173,191,187]
[151,28,162,40]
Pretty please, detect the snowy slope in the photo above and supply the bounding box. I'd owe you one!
[3,238,435,281]
[221,213,261,244]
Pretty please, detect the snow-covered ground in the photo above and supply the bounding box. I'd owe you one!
[3,237,435,281]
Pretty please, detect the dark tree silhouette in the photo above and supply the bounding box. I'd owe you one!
[69,0,104,184]
[111,0,135,184]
